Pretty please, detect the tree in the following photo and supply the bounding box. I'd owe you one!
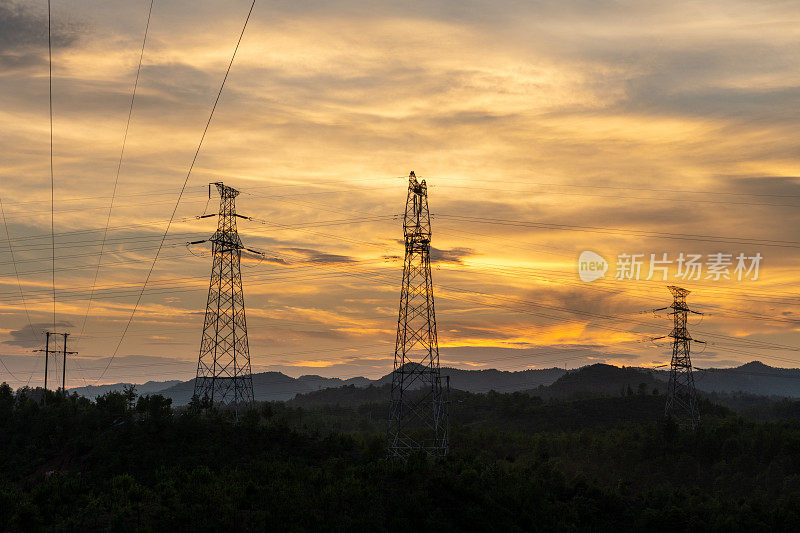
[123,385,138,411]
[135,394,172,420]
[96,390,129,416]
[188,393,212,412]
[0,382,13,411]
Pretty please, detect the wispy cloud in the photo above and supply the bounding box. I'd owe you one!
[0,0,798,383]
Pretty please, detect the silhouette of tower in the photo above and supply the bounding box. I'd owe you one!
[663,285,702,429]
[194,182,254,412]
[388,171,449,457]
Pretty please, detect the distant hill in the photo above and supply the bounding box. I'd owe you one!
[438,366,567,393]
[70,365,567,405]
[154,372,373,405]
[289,365,665,408]
[682,361,800,397]
[69,380,182,399]
[374,364,566,391]
[68,361,800,405]
[541,361,800,399]
[290,383,391,408]
[536,364,664,399]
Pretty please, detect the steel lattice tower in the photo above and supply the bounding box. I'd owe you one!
[388,171,449,457]
[663,285,702,429]
[194,182,254,412]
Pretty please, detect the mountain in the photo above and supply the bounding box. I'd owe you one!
[69,380,182,399]
[373,364,567,390]
[67,361,800,406]
[541,362,800,399]
[290,364,665,408]
[679,361,800,397]
[533,364,664,399]
[287,362,800,411]
[436,366,567,393]
[153,372,373,405]
[70,365,566,405]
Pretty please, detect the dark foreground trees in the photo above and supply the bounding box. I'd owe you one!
[1,384,800,531]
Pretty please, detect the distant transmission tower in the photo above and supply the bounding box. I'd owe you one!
[657,285,704,429]
[388,171,449,457]
[193,182,255,414]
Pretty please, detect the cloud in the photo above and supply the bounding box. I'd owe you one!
[241,249,288,265]
[0,1,81,49]
[0,51,44,70]
[0,1,83,70]
[430,246,475,264]
[4,321,74,348]
[724,176,800,198]
[283,247,356,264]
[0,0,797,383]
[293,329,350,340]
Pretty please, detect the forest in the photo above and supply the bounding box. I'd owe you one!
[2,380,800,531]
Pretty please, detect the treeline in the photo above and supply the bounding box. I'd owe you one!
[2,383,800,530]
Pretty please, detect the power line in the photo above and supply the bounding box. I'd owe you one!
[58,342,390,385]
[0,185,208,209]
[7,345,800,392]
[7,243,796,372]
[441,259,800,324]
[2,242,189,277]
[4,236,171,256]
[0,194,209,221]
[96,0,258,384]
[0,195,39,403]
[79,0,156,339]
[0,197,38,341]
[0,181,391,216]
[0,356,22,383]
[436,214,800,249]
[0,213,383,249]
[427,176,800,201]
[332,266,800,361]
[70,259,800,369]
[0,251,379,300]
[47,0,55,332]
[0,216,197,247]
[435,183,800,209]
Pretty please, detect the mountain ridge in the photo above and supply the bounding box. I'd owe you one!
[65,360,800,405]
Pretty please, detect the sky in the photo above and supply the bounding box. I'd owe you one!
[1,0,800,388]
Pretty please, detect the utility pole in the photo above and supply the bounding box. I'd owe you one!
[60,333,76,392]
[655,286,704,429]
[388,171,449,457]
[35,332,51,405]
[192,182,256,417]
[33,331,76,404]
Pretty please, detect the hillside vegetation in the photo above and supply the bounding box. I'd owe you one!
[3,381,800,530]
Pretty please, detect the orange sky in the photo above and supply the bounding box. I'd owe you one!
[1,0,799,387]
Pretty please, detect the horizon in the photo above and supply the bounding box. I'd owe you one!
[53,359,799,391]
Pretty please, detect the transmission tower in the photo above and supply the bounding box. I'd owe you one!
[193,182,255,414]
[388,171,449,457]
[657,285,704,430]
